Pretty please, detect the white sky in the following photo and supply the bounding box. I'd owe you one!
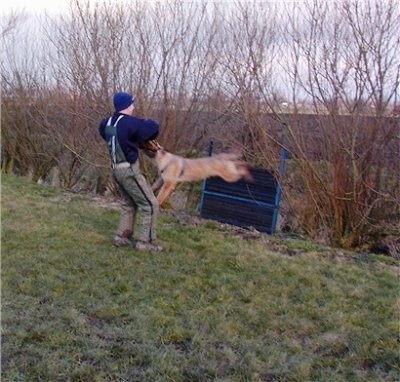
[1,0,70,14]
[1,0,291,14]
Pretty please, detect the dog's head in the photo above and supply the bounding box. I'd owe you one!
[154,148,171,165]
[139,139,163,158]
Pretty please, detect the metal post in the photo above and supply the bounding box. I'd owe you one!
[271,149,288,233]
[207,141,214,156]
[199,141,214,213]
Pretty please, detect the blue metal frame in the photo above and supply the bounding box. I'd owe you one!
[270,149,288,233]
[202,190,277,209]
[199,141,214,212]
[199,142,288,234]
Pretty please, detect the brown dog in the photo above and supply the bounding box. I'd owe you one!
[152,149,252,205]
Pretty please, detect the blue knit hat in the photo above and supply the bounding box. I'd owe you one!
[113,92,134,111]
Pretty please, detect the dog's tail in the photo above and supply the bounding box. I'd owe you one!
[213,152,253,182]
[222,153,254,182]
[236,162,253,182]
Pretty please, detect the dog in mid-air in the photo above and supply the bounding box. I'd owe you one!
[151,148,252,206]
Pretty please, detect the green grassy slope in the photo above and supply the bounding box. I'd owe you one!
[1,174,399,381]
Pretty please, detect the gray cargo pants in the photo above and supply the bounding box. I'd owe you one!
[112,161,159,243]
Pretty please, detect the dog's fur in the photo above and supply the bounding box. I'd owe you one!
[152,149,252,205]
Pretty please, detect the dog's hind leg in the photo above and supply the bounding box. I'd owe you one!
[156,180,176,206]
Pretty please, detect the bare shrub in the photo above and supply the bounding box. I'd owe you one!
[1,0,398,249]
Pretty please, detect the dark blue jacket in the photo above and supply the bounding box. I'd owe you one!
[99,112,160,164]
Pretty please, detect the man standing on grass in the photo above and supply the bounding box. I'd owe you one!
[99,91,163,252]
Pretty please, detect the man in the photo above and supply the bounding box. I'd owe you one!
[99,91,163,252]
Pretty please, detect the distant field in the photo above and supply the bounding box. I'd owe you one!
[1,174,399,381]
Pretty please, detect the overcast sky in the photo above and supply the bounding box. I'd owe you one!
[1,0,296,14]
[1,0,69,14]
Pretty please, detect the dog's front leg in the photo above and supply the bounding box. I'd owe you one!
[156,180,176,206]
[152,176,164,193]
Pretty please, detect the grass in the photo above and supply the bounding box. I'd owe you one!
[1,173,399,381]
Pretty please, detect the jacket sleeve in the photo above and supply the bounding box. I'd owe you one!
[98,119,107,140]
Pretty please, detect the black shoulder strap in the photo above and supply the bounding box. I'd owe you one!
[105,115,126,167]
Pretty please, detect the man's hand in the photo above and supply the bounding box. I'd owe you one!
[139,139,163,158]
